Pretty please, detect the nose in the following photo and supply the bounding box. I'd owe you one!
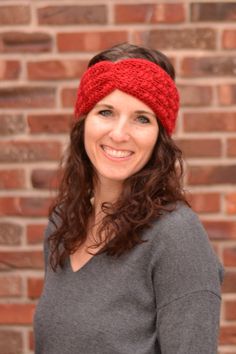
[108,118,130,142]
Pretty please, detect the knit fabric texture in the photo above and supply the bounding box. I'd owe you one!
[74,58,180,135]
[34,203,224,354]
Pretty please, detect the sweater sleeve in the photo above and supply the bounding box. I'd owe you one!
[42,220,52,273]
[150,204,224,354]
[43,213,59,272]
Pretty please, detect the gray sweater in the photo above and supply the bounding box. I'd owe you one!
[34,203,224,354]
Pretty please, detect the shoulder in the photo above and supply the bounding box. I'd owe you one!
[148,201,224,285]
[154,201,203,233]
[153,201,214,248]
[43,211,61,254]
[44,210,62,240]
[149,201,207,248]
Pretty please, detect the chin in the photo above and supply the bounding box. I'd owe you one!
[98,171,131,183]
[106,175,129,182]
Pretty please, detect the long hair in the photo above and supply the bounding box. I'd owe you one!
[48,43,188,271]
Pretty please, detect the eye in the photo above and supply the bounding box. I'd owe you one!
[98,109,113,117]
[136,115,151,124]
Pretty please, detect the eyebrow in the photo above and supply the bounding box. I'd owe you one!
[94,104,156,118]
[135,110,156,118]
[95,103,113,109]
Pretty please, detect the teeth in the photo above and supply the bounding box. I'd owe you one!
[102,145,132,158]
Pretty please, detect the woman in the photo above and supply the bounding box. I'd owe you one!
[34,43,224,354]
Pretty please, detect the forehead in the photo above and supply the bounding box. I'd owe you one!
[97,89,155,115]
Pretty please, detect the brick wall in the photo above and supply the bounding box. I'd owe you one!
[0,1,235,353]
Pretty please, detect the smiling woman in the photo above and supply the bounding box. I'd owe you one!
[34,43,224,354]
[84,90,159,184]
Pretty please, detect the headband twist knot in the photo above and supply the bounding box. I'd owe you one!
[75,58,179,135]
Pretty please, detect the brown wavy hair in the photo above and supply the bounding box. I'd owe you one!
[48,43,188,271]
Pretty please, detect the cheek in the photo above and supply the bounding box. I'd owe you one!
[84,124,105,163]
[84,133,96,160]
[140,131,159,157]
[84,117,97,146]
[84,122,94,159]
[84,115,106,142]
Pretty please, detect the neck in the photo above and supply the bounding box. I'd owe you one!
[93,178,122,217]
[87,178,122,244]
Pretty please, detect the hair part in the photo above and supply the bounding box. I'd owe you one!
[88,43,176,80]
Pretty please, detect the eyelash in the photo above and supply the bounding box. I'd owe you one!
[98,110,112,117]
[98,110,151,124]
[136,115,151,124]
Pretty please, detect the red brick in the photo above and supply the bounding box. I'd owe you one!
[29,330,34,351]
[183,112,236,132]
[0,330,23,354]
[31,169,61,189]
[181,56,236,77]
[223,30,236,49]
[187,193,220,213]
[0,87,55,108]
[176,138,221,158]
[0,32,52,53]
[0,169,25,189]
[203,221,236,240]
[115,3,185,23]
[210,241,218,252]
[57,31,128,52]
[0,222,22,245]
[187,165,236,185]
[0,197,52,217]
[212,243,221,258]
[0,114,26,135]
[225,300,236,321]
[225,193,236,215]
[38,5,107,25]
[218,84,236,105]
[134,28,216,50]
[28,113,72,134]
[219,325,236,345]
[27,277,44,299]
[0,60,20,80]
[191,3,236,22]
[222,271,236,293]
[27,224,46,245]
[0,303,35,324]
[0,250,43,270]
[0,275,22,297]
[0,5,30,25]
[179,85,213,106]
[27,59,88,80]
[0,141,61,162]
[227,139,236,157]
[61,87,77,108]
[223,247,236,267]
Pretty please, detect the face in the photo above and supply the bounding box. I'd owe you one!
[84,89,159,186]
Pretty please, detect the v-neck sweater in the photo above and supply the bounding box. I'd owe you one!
[34,203,224,354]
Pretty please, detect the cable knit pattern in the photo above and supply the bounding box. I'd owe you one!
[74,58,179,135]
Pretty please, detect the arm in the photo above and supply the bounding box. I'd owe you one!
[156,290,221,353]
[42,214,58,273]
[42,220,51,274]
[151,205,224,353]
[43,211,62,273]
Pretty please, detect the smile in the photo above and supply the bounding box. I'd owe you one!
[101,145,133,158]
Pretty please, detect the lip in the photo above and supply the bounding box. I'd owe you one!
[100,144,134,161]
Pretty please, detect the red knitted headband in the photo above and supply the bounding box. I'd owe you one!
[74,58,179,135]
